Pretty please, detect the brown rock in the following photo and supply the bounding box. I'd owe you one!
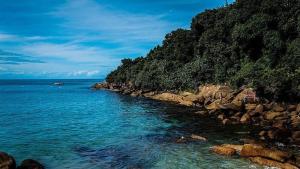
[297,104,300,113]
[217,114,225,121]
[0,152,16,169]
[190,134,207,141]
[255,104,264,114]
[211,146,236,156]
[249,157,298,169]
[288,105,297,111]
[240,144,291,162]
[206,100,221,110]
[259,130,267,137]
[245,104,257,111]
[194,111,207,116]
[292,131,300,140]
[221,144,243,153]
[240,113,251,124]
[272,103,286,112]
[264,111,282,120]
[219,103,241,111]
[222,119,231,125]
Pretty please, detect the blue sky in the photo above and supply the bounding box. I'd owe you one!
[0,0,234,79]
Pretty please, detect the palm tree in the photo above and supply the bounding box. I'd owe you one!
[225,0,228,6]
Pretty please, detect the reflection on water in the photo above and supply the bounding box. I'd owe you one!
[0,79,262,169]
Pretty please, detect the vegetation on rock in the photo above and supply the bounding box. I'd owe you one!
[106,0,300,102]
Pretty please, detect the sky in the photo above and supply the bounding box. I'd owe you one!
[0,0,234,79]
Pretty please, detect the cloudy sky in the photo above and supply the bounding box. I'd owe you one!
[0,0,234,79]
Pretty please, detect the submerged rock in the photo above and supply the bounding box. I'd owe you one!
[190,134,207,141]
[249,157,298,169]
[0,152,16,169]
[17,159,44,169]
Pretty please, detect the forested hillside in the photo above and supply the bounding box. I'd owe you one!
[106,0,300,102]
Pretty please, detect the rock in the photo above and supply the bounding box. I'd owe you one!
[240,113,251,124]
[211,145,236,156]
[291,114,300,128]
[219,103,241,111]
[232,88,257,106]
[297,104,300,113]
[194,111,207,116]
[221,144,243,153]
[272,120,287,130]
[259,130,267,137]
[272,103,286,112]
[245,104,257,111]
[264,111,282,120]
[198,85,233,101]
[292,131,300,140]
[217,114,225,121]
[0,152,16,169]
[206,100,221,110]
[150,93,194,106]
[240,144,291,162]
[255,104,264,114]
[222,119,231,125]
[288,105,297,111]
[249,157,298,169]
[17,159,44,169]
[190,134,207,141]
[176,136,187,144]
[130,90,142,97]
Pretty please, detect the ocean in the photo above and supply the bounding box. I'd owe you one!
[0,79,260,169]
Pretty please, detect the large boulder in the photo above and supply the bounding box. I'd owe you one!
[240,144,291,162]
[211,145,236,156]
[150,93,194,106]
[232,88,257,106]
[198,85,233,101]
[0,152,16,169]
[249,157,298,169]
[17,159,44,169]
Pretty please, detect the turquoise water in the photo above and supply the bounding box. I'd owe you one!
[0,79,261,169]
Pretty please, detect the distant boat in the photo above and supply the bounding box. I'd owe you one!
[53,82,64,86]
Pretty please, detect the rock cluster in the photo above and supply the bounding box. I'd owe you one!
[212,144,299,169]
[93,82,300,145]
[0,152,44,169]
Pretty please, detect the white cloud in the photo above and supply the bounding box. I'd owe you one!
[68,70,100,77]
[51,0,176,43]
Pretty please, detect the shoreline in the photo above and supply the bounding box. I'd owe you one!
[93,82,300,168]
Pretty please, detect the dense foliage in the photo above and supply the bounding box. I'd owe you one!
[106,0,300,102]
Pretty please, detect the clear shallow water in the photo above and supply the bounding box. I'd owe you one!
[0,79,262,169]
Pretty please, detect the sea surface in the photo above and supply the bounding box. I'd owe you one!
[0,79,262,169]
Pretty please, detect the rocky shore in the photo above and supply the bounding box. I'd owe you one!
[0,152,44,169]
[93,82,300,168]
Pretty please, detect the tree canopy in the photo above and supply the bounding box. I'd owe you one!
[106,0,300,102]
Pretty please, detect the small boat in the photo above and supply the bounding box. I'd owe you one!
[53,82,64,86]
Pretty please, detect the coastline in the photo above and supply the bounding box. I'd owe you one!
[93,82,300,168]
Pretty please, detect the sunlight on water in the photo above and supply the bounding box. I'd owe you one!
[0,80,262,169]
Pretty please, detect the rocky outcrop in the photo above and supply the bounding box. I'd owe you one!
[93,82,300,146]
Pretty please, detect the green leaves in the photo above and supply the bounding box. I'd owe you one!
[106,0,300,102]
